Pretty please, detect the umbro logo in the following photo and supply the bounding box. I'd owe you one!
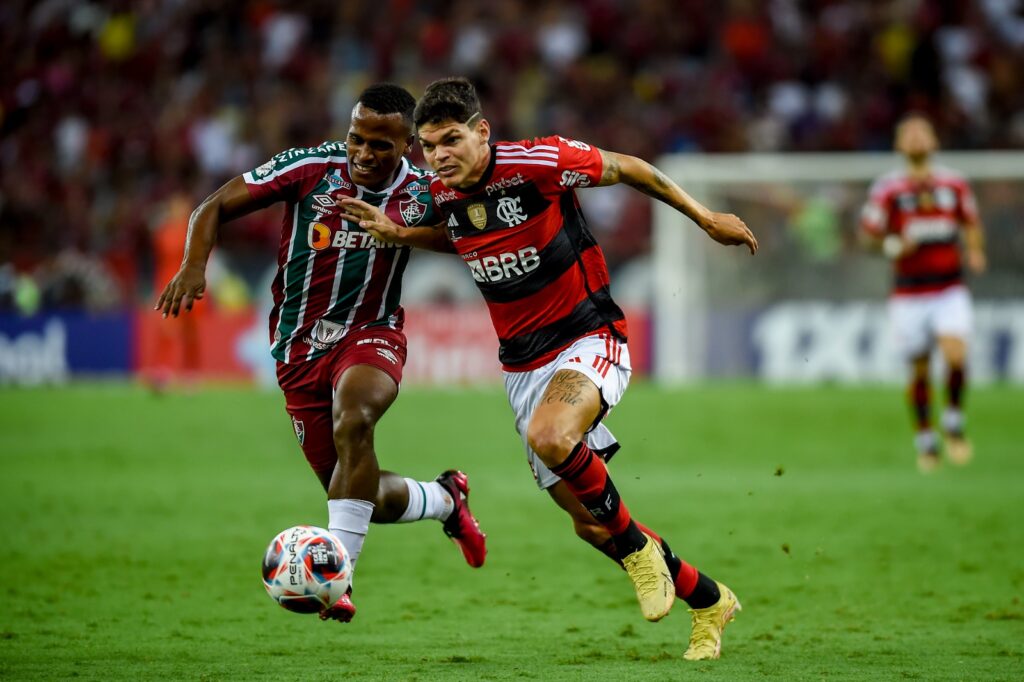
[311,194,335,214]
[376,348,399,365]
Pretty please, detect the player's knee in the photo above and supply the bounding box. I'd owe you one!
[332,406,376,448]
[526,420,575,466]
[943,345,967,367]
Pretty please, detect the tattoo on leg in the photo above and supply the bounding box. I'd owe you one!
[543,371,591,406]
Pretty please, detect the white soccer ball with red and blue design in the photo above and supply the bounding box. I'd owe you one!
[261,525,351,614]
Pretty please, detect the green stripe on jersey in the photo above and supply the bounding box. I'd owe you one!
[270,157,431,363]
[247,141,347,184]
[380,247,410,318]
[325,247,371,326]
[271,205,311,362]
[271,189,386,362]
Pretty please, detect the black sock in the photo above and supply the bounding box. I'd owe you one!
[659,537,683,582]
[596,538,624,568]
[613,521,649,557]
[684,572,720,609]
[550,442,647,558]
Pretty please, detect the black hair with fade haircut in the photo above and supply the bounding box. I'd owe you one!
[357,83,417,129]
[413,77,481,128]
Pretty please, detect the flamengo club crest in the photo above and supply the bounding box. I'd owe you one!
[399,198,426,225]
[496,196,527,227]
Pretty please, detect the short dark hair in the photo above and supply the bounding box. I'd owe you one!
[357,83,416,128]
[413,77,481,128]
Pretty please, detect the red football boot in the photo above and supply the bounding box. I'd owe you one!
[319,588,356,623]
[436,470,487,568]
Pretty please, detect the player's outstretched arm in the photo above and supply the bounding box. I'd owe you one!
[963,221,987,274]
[155,177,263,317]
[338,198,454,253]
[597,150,757,254]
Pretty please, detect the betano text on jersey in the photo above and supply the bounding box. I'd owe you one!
[243,141,435,363]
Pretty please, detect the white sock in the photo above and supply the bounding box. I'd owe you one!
[914,430,939,454]
[396,479,454,523]
[942,408,965,434]
[327,498,374,570]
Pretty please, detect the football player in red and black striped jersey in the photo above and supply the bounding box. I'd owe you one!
[344,77,756,660]
[861,114,986,471]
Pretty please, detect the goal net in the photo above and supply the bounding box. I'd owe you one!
[652,152,1024,384]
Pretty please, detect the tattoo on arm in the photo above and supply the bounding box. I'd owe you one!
[600,154,621,185]
[652,168,672,191]
[542,370,591,406]
[623,165,675,204]
[602,152,705,222]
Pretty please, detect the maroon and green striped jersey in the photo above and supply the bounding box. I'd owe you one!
[243,141,436,363]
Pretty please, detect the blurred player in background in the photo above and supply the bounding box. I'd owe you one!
[345,77,756,661]
[148,192,202,390]
[156,83,486,622]
[861,114,986,472]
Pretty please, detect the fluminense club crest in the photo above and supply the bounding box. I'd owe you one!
[399,198,426,225]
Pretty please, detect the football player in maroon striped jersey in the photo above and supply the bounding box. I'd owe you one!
[156,84,486,623]
[861,114,986,471]
[343,77,756,660]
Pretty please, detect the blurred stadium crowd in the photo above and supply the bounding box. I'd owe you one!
[1,0,1023,313]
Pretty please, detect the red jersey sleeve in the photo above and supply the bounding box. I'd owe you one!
[523,135,603,194]
[861,177,893,236]
[955,178,980,225]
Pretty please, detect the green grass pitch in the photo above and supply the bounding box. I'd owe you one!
[1,382,1022,680]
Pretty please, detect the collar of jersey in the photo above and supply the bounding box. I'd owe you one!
[455,144,498,196]
[350,156,410,195]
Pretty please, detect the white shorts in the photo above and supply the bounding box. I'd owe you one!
[503,333,632,490]
[889,285,973,359]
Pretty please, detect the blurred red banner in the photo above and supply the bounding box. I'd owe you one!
[133,304,649,385]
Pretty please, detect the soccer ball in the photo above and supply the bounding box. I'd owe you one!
[261,525,351,614]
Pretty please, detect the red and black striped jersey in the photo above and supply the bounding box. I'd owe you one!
[243,141,435,363]
[430,135,627,371]
[861,167,979,295]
